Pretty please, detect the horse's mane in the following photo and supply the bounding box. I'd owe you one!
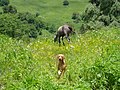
[68,26,72,31]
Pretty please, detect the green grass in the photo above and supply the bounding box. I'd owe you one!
[0,0,120,89]
[0,0,89,30]
[8,0,88,26]
[0,28,120,89]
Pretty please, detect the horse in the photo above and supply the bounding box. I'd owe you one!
[54,24,74,46]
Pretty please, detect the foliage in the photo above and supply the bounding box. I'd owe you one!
[73,0,120,33]
[82,4,100,22]
[0,0,9,6]
[82,44,120,89]
[0,28,119,89]
[2,5,17,14]
[0,13,45,40]
[72,12,80,23]
[99,0,115,15]
[110,1,120,18]
[63,0,69,6]
[98,15,111,26]
[8,0,89,32]
[109,20,120,28]
[89,0,100,6]
[45,24,56,33]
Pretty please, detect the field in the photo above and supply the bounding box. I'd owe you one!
[8,0,88,28]
[0,28,120,89]
[0,0,120,90]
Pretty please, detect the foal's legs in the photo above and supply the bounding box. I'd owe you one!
[58,36,65,46]
[65,34,70,42]
[58,37,61,46]
[54,34,58,42]
[62,36,65,46]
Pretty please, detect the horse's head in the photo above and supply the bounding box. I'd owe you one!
[68,26,76,34]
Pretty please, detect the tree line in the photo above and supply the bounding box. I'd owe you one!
[0,0,55,41]
[72,0,120,33]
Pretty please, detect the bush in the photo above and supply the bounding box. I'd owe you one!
[80,23,90,34]
[99,0,115,15]
[72,12,80,20]
[45,24,56,33]
[63,0,69,6]
[89,0,100,6]
[0,13,45,40]
[75,0,120,32]
[82,4,100,22]
[98,15,111,26]
[109,20,120,28]
[110,1,120,17]
[2,5,17,14]
[0,0,9,6]
[72,12,80,23]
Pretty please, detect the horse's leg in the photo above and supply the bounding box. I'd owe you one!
[62,36,65,46]
[54,34,58,42]
[65,34,70,42]
[58,36,61,46]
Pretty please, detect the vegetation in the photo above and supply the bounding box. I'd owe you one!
[63,0,69,6]
[0,0,120,90]
[72,0,120,33]
[0,13,45,40]
[0,28,120,89]
[0,0,9,6]
[2,5,17,13]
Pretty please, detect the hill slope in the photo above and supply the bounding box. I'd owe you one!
[0,28,120,89]
[9,0,88,26]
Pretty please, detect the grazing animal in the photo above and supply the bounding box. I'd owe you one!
[54,24,74,46]
[57,54,66,79]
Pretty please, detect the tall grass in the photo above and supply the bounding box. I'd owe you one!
[0,28,119,89]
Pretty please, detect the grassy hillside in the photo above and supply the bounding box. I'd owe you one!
[9,0,88,26]
[0,28,120,89]
[0,0,120,90]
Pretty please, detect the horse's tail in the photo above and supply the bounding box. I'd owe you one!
[54,34,58,42]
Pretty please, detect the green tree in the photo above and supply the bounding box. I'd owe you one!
[75,0,120,33]
[89,0,100,6]
[2,5,17,14]
[99,0,115,15]
[63,0,69,6]
[0,13,44,40]
[0,0,9,6]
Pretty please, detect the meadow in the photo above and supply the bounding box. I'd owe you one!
[0,27,120,90]
[9,0,88,28]
[0,0,120,90]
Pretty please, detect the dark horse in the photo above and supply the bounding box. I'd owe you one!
[54,24,74,46]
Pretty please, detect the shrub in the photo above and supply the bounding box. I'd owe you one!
[72,12,80,23]
[89,0,100,6]
[99,0,115,15]
[0,13,44,40]
[98,15,111,26]
[75,0,120,32]
[82,4,100,22]
[45,24,56,33]
[72,12,80,20]
[110,1,120,17]
[2,5,17,14]
[80,23,90,34]
[109,20,120,28]
[63,0,69,6]
[17,12,35,23]
[0,0,9,6]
